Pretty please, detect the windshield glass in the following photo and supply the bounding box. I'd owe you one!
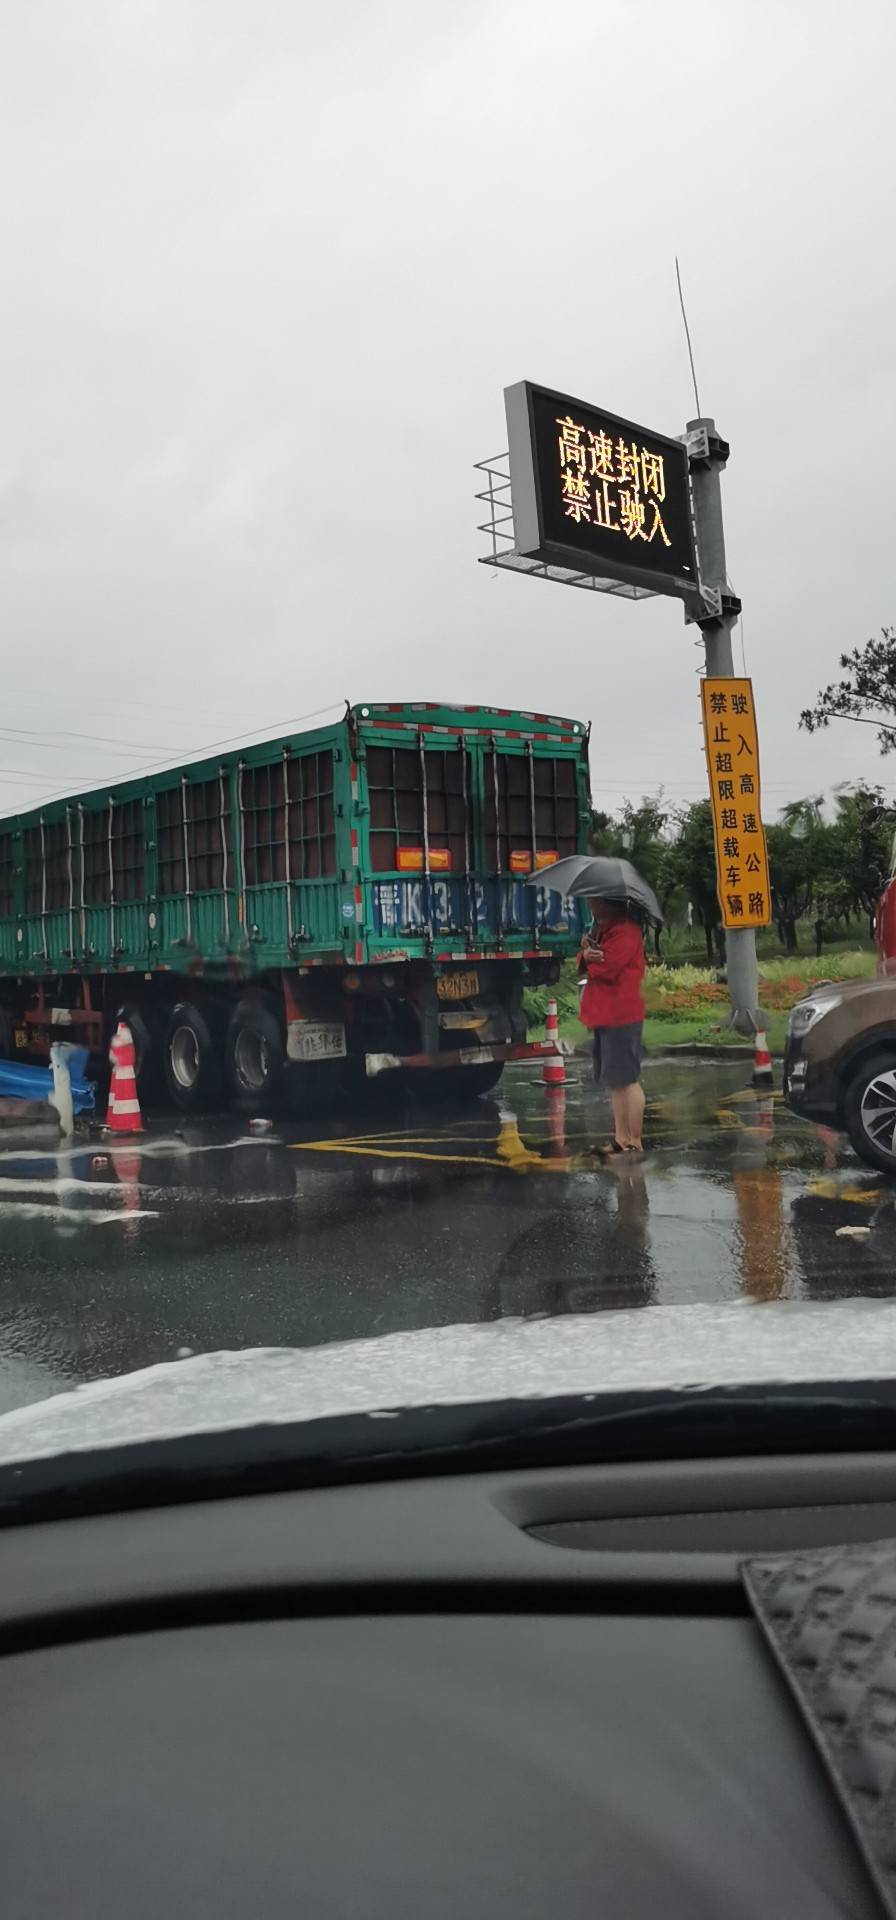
[1,2,895,1469]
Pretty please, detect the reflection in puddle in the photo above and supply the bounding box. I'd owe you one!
[733,1170,790,1301]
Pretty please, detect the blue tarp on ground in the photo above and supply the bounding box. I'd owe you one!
[0,1049,95,1114]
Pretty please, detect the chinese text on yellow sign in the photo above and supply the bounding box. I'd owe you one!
[555,414,672,550]
[700,678,771,930]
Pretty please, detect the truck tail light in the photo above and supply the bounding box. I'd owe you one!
[397,847,452,872]
[509,849,559,873]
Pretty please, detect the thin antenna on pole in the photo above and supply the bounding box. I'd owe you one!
[675,255,702,417]
[737,605,747,675]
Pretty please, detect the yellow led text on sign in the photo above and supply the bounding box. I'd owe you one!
[556,415,672,548]
[700,678,771,931]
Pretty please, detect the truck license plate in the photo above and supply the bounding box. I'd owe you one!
[293,1022,347,1062]
[436,970,479,1002]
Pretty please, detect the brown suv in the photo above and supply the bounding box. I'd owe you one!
[784,975,896,1173]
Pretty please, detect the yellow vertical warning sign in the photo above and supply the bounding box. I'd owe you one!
[700,677,771,930]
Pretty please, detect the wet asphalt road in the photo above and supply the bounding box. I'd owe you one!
[0,1057,893,1414]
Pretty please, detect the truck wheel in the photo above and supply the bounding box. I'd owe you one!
[163,1002,224,1114]
[844,1050,896,1175]
[225,1000,285,1112]
[116,1004,163,1105]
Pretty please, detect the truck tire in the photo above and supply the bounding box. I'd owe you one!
[0,1007,12,1058]
[225,1000,285,1112]
[163,1002,224,1114]
[844,1049,896,1176]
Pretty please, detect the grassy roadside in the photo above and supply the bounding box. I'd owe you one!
[640,1009,790,1053]
[524,951,875,1056]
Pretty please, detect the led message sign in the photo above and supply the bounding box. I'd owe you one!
[504,380,697,598]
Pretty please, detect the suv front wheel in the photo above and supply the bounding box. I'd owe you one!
[844,1049,896,1175]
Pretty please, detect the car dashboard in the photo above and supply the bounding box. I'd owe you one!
[1,1450,893,1918]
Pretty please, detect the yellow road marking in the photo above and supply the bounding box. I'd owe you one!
[292,1129,684,1168]
[291,1140,572,1171]
[803,1178,881,1205]
[291,1099,770,1172]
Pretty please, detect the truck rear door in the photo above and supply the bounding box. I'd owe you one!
[365,736,474,944]
[482,739,581,947]
[362,723,584,952]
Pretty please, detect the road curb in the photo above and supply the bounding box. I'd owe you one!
[534,1037,784,1064]
[648,1042,783,1060]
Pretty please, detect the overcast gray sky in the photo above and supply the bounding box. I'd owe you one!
[0,0,893,822]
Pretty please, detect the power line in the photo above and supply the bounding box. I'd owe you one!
[0,725,176,751]
[0,700,346,813]
[0,687,254,721]
[0,732,175,759]
[0,768,86,784]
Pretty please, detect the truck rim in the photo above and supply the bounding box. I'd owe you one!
[234,1028,269,1092]
[860,1069,896,1155]
[170,1025,201,1091]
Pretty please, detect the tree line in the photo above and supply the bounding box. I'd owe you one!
[591,622,896,961]
[590,786,895,962]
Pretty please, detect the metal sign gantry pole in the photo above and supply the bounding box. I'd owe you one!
[687,417,759,1033]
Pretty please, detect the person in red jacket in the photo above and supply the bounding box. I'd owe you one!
[578,899,646,1153]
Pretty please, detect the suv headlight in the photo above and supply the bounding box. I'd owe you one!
[788,994,842,1038]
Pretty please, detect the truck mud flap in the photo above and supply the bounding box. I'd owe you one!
[364,1041,560,1078]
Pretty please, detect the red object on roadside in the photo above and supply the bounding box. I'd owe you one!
[876,876,896,975]
[105,1022,144,1135]
[752,1029,774,1089]
[542,998,565,1086]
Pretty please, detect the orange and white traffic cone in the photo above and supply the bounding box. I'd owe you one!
[105,1021,144,1135]
[542,998,565,1087]
[751,1028,774,1089]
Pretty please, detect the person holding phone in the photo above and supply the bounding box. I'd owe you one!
[578,899,646,1154]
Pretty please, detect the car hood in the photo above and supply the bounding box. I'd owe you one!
[2,1299,896,1466]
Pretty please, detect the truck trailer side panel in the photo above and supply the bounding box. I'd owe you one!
[0,701,590,1108]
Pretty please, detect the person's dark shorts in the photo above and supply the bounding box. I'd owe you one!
[591,1023,643,1090]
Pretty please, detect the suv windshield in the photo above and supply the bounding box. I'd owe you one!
[1,2,895,1473]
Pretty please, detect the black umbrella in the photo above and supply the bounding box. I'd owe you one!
[529,854,663,927]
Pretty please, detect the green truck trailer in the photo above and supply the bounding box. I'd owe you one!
[0,700,590,1111]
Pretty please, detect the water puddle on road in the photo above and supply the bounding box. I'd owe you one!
[0,1062,890,1400]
